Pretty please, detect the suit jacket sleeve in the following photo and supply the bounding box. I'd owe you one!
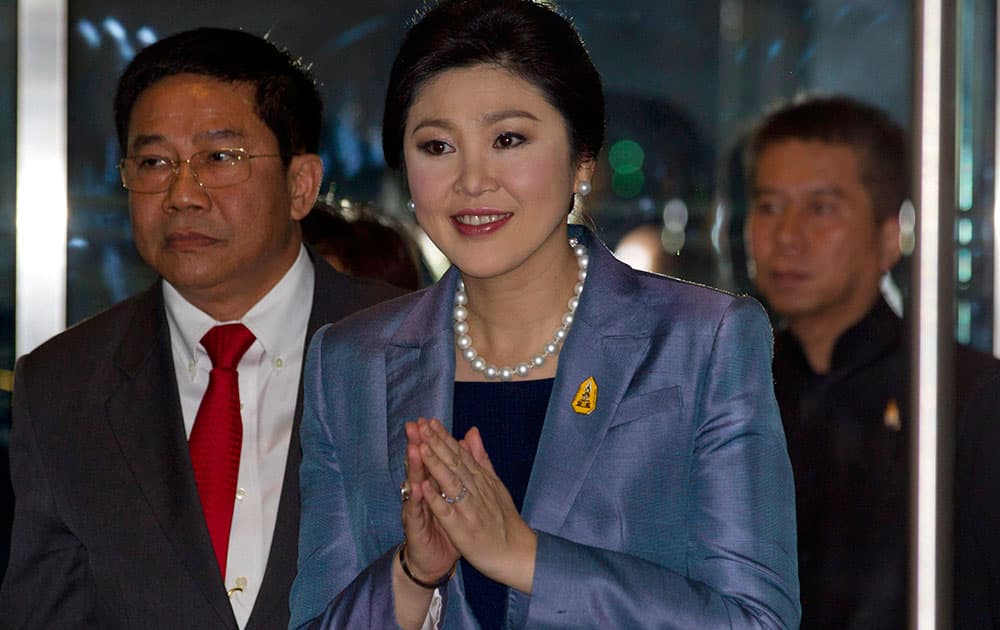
[290,326,401,630]
[0,355,97,628]
[521,298,800,629]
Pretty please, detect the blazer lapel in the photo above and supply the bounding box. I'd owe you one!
[105,285,236,628]
[522,229,651,536]
[386,269,460,490]
[382,269,498,629]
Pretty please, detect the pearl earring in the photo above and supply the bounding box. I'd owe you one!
[406,199,416,212]
[577,181,591,197]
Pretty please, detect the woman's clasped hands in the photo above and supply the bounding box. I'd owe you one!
[400,418,537,596]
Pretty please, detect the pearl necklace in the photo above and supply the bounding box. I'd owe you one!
[453,239,589,380]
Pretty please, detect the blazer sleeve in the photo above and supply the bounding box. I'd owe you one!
[290,328,400,630]
[0,356,97,628]
[522,297,801,629]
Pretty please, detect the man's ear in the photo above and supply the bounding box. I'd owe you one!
[879,215,903,273]
[287,154,324,221]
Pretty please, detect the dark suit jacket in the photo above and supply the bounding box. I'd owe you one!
[292,226,800,629]
[955,370,1000,629]
[0,255,401,629]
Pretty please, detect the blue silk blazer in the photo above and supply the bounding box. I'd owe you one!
[291,226,800,629]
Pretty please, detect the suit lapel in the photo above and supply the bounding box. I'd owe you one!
[521,326,648,535]
[522,229,651,535]
[380,269,492,627]
[106,285,237,628]
[503,229,650,627]
[386,269,460,490]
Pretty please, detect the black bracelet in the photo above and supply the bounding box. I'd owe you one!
[398,541,456,590]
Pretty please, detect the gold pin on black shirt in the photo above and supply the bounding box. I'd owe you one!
[883,398,901,431]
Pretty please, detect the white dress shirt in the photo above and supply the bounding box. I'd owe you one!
[164,246,314,629]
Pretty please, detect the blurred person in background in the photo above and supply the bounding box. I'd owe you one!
[745,94,1000,629]
[612,221,674,276]
[301,200,423,291]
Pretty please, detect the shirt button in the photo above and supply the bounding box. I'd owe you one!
[240,402,245,411]
[274,357,284,368]
[236,488,247,501]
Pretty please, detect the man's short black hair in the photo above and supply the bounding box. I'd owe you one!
[114,27,322,163]
[745,95,908,223]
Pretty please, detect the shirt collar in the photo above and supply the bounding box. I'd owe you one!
[775,297,901,379]
[163,246,315,362]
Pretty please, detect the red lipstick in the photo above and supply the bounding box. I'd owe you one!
[451,210,512,236]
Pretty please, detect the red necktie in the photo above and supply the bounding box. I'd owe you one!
[188,323,256,578]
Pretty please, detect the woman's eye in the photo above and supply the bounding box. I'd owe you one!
[493,132,525,149]
[419,140,453,155]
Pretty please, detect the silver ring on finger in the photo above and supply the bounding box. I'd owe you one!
[400,481,411,503]
[441,484,468,505]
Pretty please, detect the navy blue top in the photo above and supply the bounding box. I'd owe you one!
[452,378,554,630]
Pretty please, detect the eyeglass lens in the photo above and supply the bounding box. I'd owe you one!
[121,149,249,192]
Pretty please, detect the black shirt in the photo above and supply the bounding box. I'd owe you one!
[774,299,1000,629]
[452,378,553,630]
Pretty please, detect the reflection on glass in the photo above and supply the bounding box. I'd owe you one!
[956,0,996,352]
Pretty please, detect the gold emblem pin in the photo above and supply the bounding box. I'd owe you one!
[883,398,901,431]
[572,377,598,414]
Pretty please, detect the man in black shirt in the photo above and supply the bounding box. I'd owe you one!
[744,95,1000,628]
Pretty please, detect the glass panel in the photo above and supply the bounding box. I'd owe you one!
[956,0,995,353]
[0,0,16,580]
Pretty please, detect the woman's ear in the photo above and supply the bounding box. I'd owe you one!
[574,158,597,193]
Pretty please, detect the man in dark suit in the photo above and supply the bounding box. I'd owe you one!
[744,95,1000,629]
[0,28,401,629]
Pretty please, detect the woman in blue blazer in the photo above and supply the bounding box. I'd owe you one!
[291,1,799,628]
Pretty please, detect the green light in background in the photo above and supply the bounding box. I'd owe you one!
[957,247,973,284]
[957,299,972,345]
[608,139,645,175]
[959,141,973,211]
[612,170,645,199]
[957,217,974,245]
